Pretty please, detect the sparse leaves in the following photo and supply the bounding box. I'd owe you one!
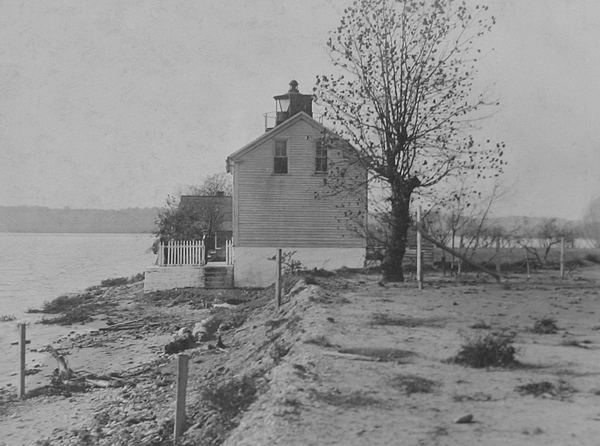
[314,0,503,281]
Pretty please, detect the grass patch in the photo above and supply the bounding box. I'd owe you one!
[313,389,381,408]
[99,273,145,288]
[40,307,94,325]
[38,294,87,314]
[29,289,117,325]
[450,332,518,368]
[390,374,438,395]
[469,321,491,329]
[532,317,558,334]
[516,380,575,398]
[452,392,493,402]
[0,314,16,322]
[202,376,258,421]
[371,313,443,328]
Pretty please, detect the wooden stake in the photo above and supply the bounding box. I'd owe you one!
[18,323,26,399]
[174,354,189,444]
[495,239,501,275]
[275,249,282,308]
[560,236,565,280]
[416,207,423,290]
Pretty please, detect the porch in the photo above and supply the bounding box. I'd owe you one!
[144,240,234,292]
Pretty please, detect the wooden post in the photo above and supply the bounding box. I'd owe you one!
[495,239,501,275]
[275,249,282,309]
[174,354,189,444]
[560,236,565,280]
[18,323,26,399]
[416,207,423,290]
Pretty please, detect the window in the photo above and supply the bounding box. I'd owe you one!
[274,140,288,174]
[315,142,327,173]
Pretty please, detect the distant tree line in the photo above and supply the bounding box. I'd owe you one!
[0,206,158,233]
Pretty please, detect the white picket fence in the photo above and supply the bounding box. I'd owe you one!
[225,239,234,266]
[158,240,205,266]
[157,239,234,266]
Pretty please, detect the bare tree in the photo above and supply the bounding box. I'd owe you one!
[422,179,504,272]
[513,218,574,267]
[314,0,504,281]
[179,173,233,197]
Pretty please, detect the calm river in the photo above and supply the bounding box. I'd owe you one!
[0,233,156,386]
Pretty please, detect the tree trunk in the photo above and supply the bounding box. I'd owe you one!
[382,184,413,282]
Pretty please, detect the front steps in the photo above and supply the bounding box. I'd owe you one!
[203,265,234,289]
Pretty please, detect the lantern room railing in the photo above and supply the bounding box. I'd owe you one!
[263,112,322,132]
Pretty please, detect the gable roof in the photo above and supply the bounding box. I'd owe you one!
[226,112,327,172]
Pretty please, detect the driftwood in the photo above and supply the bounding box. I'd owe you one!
[99,319,161,332]
[322,351,382,362]
[47,345,130,388]
[48,345,73,379]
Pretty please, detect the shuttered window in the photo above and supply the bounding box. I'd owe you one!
[274,140,288,174]
[315,142,327,173]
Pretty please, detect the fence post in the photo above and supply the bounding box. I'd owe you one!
[275,249,282,308]
[560,237,565,280]
[174,354,189,444]
[416,207,423,290]
[495,239,501,275]
[18,323,26,399]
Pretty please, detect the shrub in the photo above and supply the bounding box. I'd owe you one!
[371,313,443,328]
[40,307,93,325]
[0,315,16,322]
[451,332,518,368]
[41,294,86,314]
[390,374,438,395]
[202,376,258,421]
[100,277,129,287]
[532,317,558,334]
[584,253,600,264]
[313,389,381,407]
[516,380,575,398]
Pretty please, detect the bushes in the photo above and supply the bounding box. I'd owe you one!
[531,317,558,334]
[99,273,145,288]
[450,332,518,368]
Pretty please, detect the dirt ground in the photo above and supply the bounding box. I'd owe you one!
[1,265,600,445]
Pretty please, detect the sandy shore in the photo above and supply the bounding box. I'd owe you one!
[1,266,600,445]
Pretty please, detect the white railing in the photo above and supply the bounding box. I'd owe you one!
[225,239,234,265]
[158,240,205,266]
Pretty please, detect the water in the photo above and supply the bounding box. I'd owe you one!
[0,233,156,386]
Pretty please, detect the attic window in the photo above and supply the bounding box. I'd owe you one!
[274,140,288,174]
[315,142,327,173]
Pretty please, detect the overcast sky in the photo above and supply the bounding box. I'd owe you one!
[1,0,599,220]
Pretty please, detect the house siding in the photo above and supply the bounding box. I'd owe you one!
[233,120,366,248]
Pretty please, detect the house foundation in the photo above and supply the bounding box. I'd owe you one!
[233,247,365,288]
